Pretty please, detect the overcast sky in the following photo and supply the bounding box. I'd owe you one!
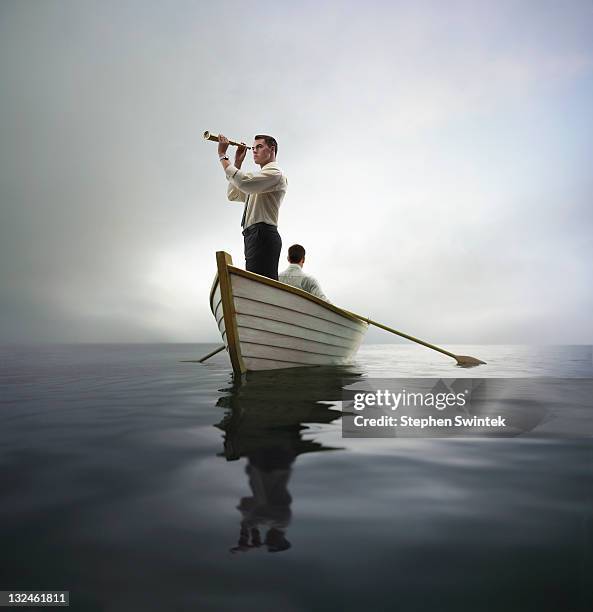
[1,0,592,344]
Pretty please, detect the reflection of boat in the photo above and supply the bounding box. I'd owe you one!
[215,366,363,553]
[216,366,364,460]
[210,252,368,374]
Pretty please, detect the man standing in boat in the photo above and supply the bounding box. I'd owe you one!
[217,134,287,281]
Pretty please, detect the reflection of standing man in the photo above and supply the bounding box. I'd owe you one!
[230,447,294,554]
[217,134,287,281]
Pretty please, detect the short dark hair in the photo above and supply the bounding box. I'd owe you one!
[254,134,278,157]
[288,244,305,263]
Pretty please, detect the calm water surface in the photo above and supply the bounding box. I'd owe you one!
[1,344,592,611]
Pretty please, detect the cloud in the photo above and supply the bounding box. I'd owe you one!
[1,0,592,342]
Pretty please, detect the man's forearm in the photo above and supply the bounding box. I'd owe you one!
[220,158,242,171]
[217,134,246,172]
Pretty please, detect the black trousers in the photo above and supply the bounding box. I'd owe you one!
[242,223,282,281]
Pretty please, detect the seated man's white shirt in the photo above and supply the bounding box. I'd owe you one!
[279,263,329,302]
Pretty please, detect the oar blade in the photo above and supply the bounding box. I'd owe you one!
[455,355,486,367]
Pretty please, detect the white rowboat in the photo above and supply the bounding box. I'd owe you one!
[210,252,368,374]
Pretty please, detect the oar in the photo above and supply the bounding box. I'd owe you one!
[180,344,226,364]
[343,312,485,367]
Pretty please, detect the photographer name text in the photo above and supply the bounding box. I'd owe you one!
[351,389,506,429]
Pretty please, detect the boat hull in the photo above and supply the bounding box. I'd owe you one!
[210,252,367,373]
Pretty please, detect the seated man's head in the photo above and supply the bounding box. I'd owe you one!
[253,134,278,167]
[288,244,306,267]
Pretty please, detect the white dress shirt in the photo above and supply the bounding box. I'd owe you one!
[225,161,287,229]
[279,263,329,302]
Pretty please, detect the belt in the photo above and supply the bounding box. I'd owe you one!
[242,222,278,236]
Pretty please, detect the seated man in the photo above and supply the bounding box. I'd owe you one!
[279,244,329,302]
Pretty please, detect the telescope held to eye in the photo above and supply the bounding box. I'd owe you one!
[203,131,251,149]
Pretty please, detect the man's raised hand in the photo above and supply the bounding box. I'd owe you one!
[235,142,248,168]
[217,134,230,156]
